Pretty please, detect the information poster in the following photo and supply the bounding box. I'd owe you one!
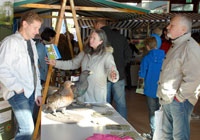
[45,44,61,60]
[0,0,13,42]
[1,1,16,139]
[0,84,15,140]
[0,105,15,140]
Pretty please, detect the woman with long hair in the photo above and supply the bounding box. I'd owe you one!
[46,29,119,103]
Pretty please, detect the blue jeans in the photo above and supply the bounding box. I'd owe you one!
[8,92,35,140]
[146,97,160,134]
[162,99,193,140]
[107,79,127,119]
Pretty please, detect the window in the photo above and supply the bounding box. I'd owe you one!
[170,4,194,12]
[52,12,78,41]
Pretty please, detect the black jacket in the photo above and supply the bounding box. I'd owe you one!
[101,26,132,80]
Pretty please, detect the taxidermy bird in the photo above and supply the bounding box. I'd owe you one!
[46,81,74,115]
[72,70,92,103]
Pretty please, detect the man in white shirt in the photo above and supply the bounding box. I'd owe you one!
[0,11,43,140]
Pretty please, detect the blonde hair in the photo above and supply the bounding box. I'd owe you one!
[144,37,157,50]
[20,11,43,28]
[152,28,162,36]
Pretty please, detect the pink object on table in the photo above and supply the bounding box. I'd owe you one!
[86,133,134,140]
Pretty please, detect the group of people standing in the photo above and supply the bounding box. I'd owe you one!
[0,10,200,140]
[0,11,130,140]
[139,15,200,140]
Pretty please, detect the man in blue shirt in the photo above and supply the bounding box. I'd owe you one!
[36,27,56,84]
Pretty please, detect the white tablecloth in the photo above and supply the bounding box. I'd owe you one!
[41,103,143,140]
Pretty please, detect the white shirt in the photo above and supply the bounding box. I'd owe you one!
[0,31,42,100]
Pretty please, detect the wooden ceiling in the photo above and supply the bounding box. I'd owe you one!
[14,0,150,20]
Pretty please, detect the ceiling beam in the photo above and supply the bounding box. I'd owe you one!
[14,13,115,21]
[16,3,146,14]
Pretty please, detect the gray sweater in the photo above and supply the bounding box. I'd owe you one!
[55,47,119,103]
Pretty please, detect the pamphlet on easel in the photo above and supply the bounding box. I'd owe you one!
[45,44,61,60]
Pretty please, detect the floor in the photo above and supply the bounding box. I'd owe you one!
[124,87,200,140]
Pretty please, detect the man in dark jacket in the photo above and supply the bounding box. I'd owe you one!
[95,20,132,119]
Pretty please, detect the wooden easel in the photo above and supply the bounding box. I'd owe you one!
[32,0,83,139]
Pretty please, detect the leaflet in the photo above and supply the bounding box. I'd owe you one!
[45,44,61,60]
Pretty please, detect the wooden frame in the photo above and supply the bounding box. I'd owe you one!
[16,3,147,14]
[32,0,70,139]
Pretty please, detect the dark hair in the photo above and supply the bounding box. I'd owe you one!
[20,11,43,28]
[57,34,72,60]
[83,29,108,55]
[161,27,167,38]
[112,28,119,32]
[192,32,200,43]
[41,27,56,42]
[144,37,157,50]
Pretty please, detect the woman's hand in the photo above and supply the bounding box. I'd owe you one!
[110,66,117,81]
[45,57,56,66]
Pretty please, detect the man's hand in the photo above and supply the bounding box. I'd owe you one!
[35,96,43,106]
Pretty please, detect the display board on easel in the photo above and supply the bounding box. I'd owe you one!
[0,0,15,139]
[0,0,13,41]
[0,82,15,140]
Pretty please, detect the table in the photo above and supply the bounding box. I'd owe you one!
[41,103,144,140]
